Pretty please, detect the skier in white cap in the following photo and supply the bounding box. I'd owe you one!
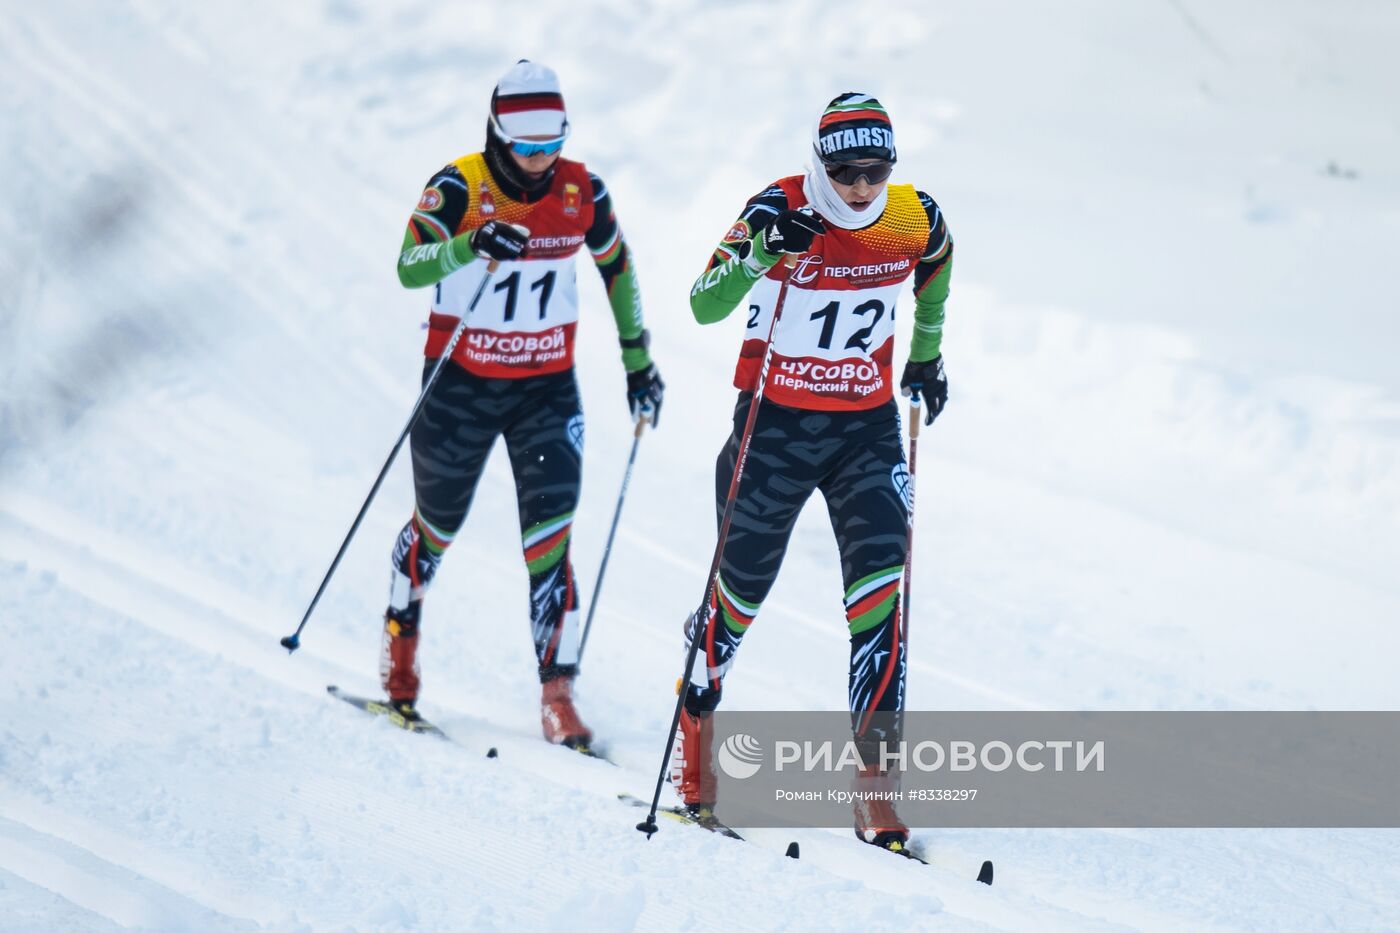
[380,60,663,753]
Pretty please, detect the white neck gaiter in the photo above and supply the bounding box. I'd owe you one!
[802,153,888,230]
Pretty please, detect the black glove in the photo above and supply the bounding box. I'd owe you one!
[627,363,665,426]
[900,355,947,425]
[760,208,825,256]
[469,220,529,261]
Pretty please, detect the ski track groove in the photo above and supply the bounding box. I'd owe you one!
[0,866,126,933]
[0,803,263,930]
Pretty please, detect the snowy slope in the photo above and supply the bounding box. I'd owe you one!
[3,1,1400,930]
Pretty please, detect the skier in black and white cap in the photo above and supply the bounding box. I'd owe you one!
[380,60,663,753]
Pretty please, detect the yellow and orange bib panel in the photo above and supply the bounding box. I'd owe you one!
[425,154,596,379]
[734,176,930,411]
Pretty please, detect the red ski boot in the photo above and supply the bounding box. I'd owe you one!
[670,707,718,811]
[853,764,911,852]
[541,674,594,750]
[379,607,421,714]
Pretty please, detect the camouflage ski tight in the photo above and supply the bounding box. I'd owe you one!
[384,362,584,698]
[685,394,910,744]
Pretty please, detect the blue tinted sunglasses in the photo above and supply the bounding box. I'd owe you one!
[491,115,570,157]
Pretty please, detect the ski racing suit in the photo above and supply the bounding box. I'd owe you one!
[685,175,952,752]
[381,148,651,702]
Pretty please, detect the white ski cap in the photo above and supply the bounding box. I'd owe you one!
[491,60,567,138]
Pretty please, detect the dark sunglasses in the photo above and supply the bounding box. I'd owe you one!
[822,159,894,186]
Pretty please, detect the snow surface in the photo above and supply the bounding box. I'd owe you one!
[3,0,1400,930]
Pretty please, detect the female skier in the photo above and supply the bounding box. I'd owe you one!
[381,61,663,752]
[674,93,951,850]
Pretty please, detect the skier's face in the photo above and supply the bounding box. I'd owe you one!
[827,160,888,212]
[509,139,562,181]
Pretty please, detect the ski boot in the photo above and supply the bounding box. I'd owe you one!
[540,668,594,751]
[671,695,719,820]
[380,604,421,717]
[380,599,417,694]
[853,764,912,854]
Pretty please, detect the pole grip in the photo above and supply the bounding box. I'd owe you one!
[908,393,923,439]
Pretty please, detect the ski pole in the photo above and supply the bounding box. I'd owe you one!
[637,253,801,838]
[577,415,646,665]
[280,260,500,653]
[901,391,922,654]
